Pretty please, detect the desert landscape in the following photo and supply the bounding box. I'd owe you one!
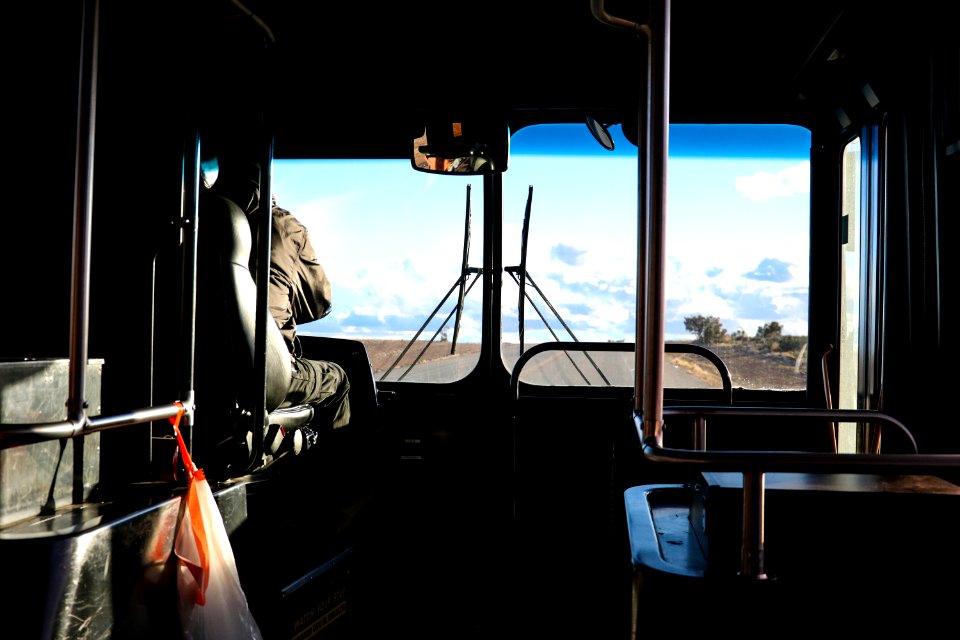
[358,339,806,390]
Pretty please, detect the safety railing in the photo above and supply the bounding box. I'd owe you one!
[510,341,734,453]
[510,341,732,401]
[638,413,959,578]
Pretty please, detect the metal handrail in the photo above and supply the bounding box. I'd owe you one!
[663,405,918,454]
[642,439,958,472]
[510,341,733,401]
[0,403,185,444]
[639,412,959,578]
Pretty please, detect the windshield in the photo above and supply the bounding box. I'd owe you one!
[273,122,810,389]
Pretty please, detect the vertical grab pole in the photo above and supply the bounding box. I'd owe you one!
[641,0,670,447]
[179,130,201,450]
[67,0,101,429]
[247,20,277,472]
[591,0,670,445]
[247,131,274,472]
[740,469,768,579]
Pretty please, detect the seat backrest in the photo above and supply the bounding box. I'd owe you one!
[194,189,295,471]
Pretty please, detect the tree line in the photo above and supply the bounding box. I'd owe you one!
[682,314,806,353]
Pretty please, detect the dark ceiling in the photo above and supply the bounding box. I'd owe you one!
[180,0,867,158]
[74,0,949,160]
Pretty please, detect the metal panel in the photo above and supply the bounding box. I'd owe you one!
[0,359,104,527]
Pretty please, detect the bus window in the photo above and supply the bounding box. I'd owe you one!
[666,124,811,391]
[506,123,811,391]
[501,123,639,383]
[272,158,484,383]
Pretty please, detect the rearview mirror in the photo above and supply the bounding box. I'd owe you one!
[412,120,509,175]
[586,115,615,150]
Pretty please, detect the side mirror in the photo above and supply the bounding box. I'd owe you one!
[412,120,509,175]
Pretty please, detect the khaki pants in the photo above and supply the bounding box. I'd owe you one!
[282,357,351,429]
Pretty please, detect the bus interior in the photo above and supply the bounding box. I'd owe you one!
[2,0,958,638]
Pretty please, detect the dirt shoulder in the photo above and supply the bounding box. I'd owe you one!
[668,343,807,390]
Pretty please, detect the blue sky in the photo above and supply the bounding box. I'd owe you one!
[274,123,811,344]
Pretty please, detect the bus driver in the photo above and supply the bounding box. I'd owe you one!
[204,147,352,445]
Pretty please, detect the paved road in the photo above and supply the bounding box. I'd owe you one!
[379,348,711,389]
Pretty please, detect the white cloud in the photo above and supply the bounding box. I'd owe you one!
[735,161,810,202]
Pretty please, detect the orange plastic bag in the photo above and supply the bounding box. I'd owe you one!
[170,405,264,639]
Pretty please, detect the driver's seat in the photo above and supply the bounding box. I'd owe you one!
[193,181,313,478]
